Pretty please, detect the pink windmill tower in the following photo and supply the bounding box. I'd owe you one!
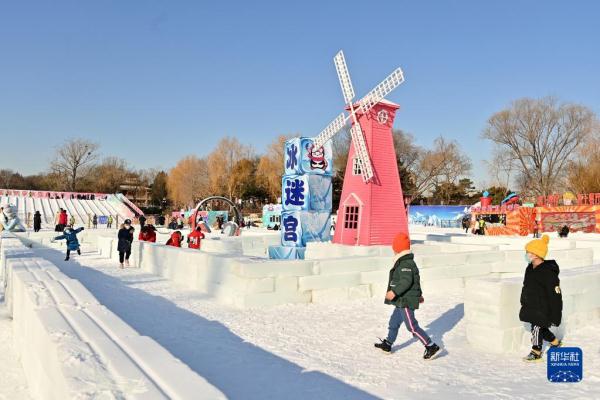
[312,51,408,245]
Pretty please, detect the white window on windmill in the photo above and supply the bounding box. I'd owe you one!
[352,157,363,176]
[344,206,359,229]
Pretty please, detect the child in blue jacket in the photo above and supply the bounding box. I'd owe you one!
[54,226,84,261]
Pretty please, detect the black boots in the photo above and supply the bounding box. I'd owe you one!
[423,343,441,360]
[374,339,392,353]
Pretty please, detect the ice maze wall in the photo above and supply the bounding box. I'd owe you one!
[0,233,225,400]
[465,265,600,353]
[93,235,600,312]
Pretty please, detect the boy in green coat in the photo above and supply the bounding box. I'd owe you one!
[375,233,441,360]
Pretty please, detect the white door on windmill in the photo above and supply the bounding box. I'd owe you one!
[341,194,362,245]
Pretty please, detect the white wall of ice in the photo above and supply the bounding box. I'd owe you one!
[89,233,596,309]
[0,233,225,400]
[465,266,600,353]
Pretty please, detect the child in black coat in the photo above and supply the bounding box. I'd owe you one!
[519,234,563,362]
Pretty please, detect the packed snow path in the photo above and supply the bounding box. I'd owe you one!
[32,246,600,400]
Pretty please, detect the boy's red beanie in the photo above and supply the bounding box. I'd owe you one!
[392,233,411,253]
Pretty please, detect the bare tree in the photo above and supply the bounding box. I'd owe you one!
[483,97,597,196]
[393,129,421,173]
[0,169,15,188]
[85,157,130,193]
[406,136,471,202]
[435,137,472,186]
[485,148,518,190]
[567,133,600,193]
[256,135,294,201]
[167,156,210,208]
[50,139,99,191]
[207,137,254,199]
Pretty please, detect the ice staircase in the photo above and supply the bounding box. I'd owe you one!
[0,189,140,228]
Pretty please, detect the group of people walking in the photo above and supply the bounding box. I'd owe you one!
[114,221,206,268]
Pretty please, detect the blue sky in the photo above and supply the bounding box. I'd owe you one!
[1,1,599,187]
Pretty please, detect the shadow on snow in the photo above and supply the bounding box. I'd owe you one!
[35,248,380,400]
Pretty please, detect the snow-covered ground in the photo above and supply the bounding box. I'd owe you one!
[23,244,600,399]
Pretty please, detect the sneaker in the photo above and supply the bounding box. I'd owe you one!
[77,249,81,255]
[374,339,392,353]
[124,259,130,266]
[119,263,124,269]
[523,350,543,362]
[423,343,441,360]
[550,340,563,349]
[64,257,70,261]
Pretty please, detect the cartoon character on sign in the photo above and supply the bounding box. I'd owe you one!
[306,143,328,171]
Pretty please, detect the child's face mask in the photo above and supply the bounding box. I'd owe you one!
[524,253,532,264]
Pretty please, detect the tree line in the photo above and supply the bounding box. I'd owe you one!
[2,96,599,211]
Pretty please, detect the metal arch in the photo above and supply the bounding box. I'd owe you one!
[192,196,242,228]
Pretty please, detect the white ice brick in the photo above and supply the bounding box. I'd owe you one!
[421,263,492,282]
[120,336,226,399]
[60,308,165,399]
[233,258,315,278]
[298,272,360,291]
[84,304,140,338]
[490,261,526,273]
[464,302,521,329]
[360,270,388,285]
[466,251,505,264]
[419,253,467,268]
[42,279,77,307]
[420,278,464,293]
[275,276,298,292]
[315,256,388,275]
[466,324,528,353]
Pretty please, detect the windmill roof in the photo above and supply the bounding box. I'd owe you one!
[345,98,400,111]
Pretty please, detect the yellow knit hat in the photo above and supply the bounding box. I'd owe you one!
[525,234,550,259]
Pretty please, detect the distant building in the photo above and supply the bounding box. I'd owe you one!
[119,176,151,208]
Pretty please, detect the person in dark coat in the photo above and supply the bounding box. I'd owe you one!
[374,233,441,360]
[33,211,42,232]
[558,225,570,238]
[519,234,563,362]
[139,214,146,229]
[54,226,84,261]
[117,219,135,268]
[92,214,98,229]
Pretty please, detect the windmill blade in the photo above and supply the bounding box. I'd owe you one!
[358,67,404,114]
[313,112,349,148]
[349,124,374,182]
[334,50,355,104]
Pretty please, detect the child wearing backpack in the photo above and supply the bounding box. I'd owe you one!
[375,233,441,360]
[54,226,84,261]
[519,234,563,362]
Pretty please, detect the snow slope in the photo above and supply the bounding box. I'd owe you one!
[29,245,600,400]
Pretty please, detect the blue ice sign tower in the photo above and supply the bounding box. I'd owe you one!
[269,137,333,260]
